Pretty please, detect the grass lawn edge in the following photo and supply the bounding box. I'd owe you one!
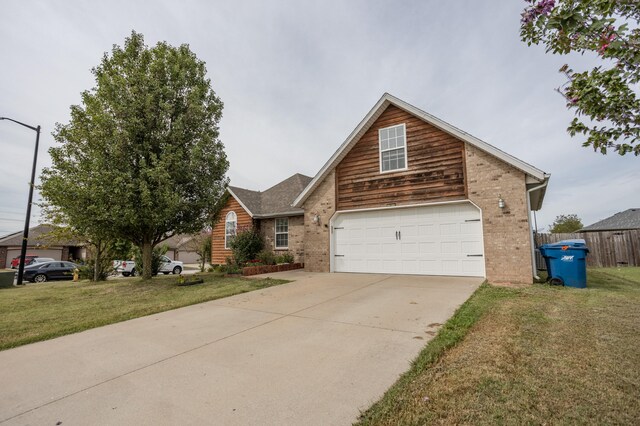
[355,281,517,425]
[0,274,289,352]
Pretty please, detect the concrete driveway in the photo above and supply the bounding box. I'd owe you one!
[0,271,481,425]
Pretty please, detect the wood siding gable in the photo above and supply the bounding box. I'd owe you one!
[336,105,466,211]
[211,195,253,264]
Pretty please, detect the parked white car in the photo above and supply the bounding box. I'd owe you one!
[114,255,183,277]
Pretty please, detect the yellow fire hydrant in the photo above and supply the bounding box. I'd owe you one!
[73,268,79,282]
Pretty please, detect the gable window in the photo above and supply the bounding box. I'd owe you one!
[379,123,407,173]
[225,211,237,249]
[275,218,289,249]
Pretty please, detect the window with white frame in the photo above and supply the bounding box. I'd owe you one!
[275,218,289,249]
[225,211,237,249]
[379,123,407,173]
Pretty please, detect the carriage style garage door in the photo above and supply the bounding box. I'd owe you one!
[332,202,485,277]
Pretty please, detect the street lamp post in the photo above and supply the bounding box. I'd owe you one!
[0,117,40,285]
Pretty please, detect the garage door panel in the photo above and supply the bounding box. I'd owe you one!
[440,223,460,235]
[462,260,483,274]
[401,242,418,254]
[382,242,400,256]
[365,227,381,238]
[401,259,419,274]
[333,203,484,277]
[460,222,481,234]
[382,260,401,274]
[419,242,437,254]
[442,260,461,274]
[440,241,460,254]
[418,224,435,236]
[461,240,483,253]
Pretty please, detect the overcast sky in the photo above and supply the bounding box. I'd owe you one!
[1,0,638,236]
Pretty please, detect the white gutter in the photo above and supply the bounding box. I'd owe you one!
[527,179,550,280]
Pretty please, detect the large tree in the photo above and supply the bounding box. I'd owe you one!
[41,31,229,279]
[521,0,640,156]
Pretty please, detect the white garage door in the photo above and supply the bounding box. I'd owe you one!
[332,203,484,277]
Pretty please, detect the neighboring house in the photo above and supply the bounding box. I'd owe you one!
[580,208,640,232]
[291,93,549,284]
[211,173,312,264]
[163,232,207,264]
[0,224,86,268]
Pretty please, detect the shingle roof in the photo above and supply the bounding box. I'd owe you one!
[580,208,640,232]
[228,173,313,218]
[0,224,83,247]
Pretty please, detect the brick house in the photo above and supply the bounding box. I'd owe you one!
[214,94,549,283]
[211,174,312,264]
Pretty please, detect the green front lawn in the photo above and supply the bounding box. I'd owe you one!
[0,273,287,351]
[357,268,640,425]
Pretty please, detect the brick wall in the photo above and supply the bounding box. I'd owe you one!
[302,170,336,272]
[465,143,534,283]
[259,215,305,263]
[300,145,535,283]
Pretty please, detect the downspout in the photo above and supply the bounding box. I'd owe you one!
[527,180,549,280]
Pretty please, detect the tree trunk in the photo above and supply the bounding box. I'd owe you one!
[93,243,101,282]
[142,240,153,280]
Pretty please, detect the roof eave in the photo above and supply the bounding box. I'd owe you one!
[253,211,305,219]
[227,187,255,218]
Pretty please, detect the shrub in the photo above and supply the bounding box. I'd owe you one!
[79,256,112,281]
[78,264,94,280]
[275,252,295,264]
[257,249,276,265]
[229,228,264,265]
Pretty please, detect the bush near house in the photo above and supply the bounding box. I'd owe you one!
[228,229,264,265]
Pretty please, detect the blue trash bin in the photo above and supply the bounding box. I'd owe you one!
[539,239,589,288]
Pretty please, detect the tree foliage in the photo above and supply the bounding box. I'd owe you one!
[183,231,212,272]
[228,228,264,265]
[521,0,640,155]
[549,213,584,233]
[40,31,229,279]
[39,222,131,282]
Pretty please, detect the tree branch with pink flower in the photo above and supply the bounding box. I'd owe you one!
[521,0,640,156]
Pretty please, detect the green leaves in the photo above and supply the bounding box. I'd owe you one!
[521,0,640,155]
[40,31,229,278]
[549,213,584,233]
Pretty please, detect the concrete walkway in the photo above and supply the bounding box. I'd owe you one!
[0,271,481,425]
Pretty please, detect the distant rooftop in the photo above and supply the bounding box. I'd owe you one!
[228,173,312,218]
[0,224,83,247]
[580,208,640,232]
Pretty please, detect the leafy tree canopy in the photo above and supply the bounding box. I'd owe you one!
[549,213,584,233]
[40,31,229,279]
[521,0,640,156]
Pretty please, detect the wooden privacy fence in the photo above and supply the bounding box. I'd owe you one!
[534,230,640,269]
